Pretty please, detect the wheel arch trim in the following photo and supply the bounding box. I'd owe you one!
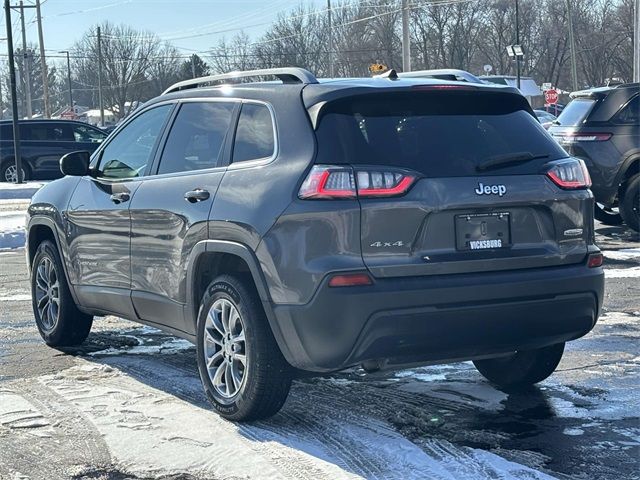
[27,215,80,305]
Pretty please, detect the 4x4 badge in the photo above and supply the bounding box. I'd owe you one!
[475,182,507,197]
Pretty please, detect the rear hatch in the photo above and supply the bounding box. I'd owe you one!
[309,88,592,277]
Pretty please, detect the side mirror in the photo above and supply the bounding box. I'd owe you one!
[60,151,90,177]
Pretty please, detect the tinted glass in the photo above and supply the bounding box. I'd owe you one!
[157,102,234,175]
[315,92,567,177]
[99,105,172,179]
[73,125,107,143]
[556,98,596,126]
[232,103,275,163]
[0,124,12,140]
[21,123,74,141]
[613,96,639,125]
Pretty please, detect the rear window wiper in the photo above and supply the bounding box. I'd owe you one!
[477,152,550,172]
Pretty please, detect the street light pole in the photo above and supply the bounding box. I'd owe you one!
[35,0,50,118]
[4,0,24,183]
[401,0,411,72]
[515,0,521,90]
[565,0,579,91]
[18,0,32,118]
[634,0,639,83]
[59,50,73,110]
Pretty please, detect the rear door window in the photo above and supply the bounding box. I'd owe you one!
[232,103,275,163]
[157,102,235,175]
[20,123,74,141]
[314,92,567,177]
[555,98,596,126]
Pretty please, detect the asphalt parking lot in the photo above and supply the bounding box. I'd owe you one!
[0,221,638,480]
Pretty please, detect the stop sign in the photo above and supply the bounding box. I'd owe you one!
[545,89,559,105]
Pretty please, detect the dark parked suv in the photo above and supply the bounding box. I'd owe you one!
[548,83,639,231]
[26,68,604,421]
[0,119,107,182]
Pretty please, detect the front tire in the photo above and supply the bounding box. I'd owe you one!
[196,275,292,421]
[620,174,640,232]
[31,240,93,346]
[473,342,565,389]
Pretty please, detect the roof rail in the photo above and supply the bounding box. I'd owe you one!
[162,67,318,95]
[398,69,484,84]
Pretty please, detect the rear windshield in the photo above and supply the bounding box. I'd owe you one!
[314,92,567,177]
[556,98,596,126]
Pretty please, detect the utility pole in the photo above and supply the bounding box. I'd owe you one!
[19,0,31,118]
[515,0,521,90]
[97,26,104,127]
[327,0,334,77]
[191,55,196,78]
[401,0,411,72]
[4,0,24,182]
[634,0,639,83]
[59,50,72,110]
[565,0,578,91]
[35,0,49,117]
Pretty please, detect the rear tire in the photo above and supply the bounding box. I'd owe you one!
[473,342,565,389]
[1,160,29,183]
[594,203,623,225]
[31,240,93,346]
[196,274,292,421]
[620,174,640,232]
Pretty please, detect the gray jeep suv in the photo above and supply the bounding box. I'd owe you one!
[26,68,605,421]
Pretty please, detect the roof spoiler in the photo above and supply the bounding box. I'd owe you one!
[162,67,319,95]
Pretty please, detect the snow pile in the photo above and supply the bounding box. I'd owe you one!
[0,210,27,250]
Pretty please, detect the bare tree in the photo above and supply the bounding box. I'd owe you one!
[73,22,160,119]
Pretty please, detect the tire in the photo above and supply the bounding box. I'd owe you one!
[619,174,640,232]
[473,342,565,389]
[31,240,93,346]
[196,274,292,421]
[1,160,29,183]
[593,202,623,225]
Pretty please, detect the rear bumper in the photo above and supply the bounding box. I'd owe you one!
[269,262,604,372]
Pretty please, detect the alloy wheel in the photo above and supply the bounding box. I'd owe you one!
[203,298,247,399]
[4,165,26,183]
[34,257,60,331]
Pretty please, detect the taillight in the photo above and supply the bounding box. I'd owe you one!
[299,165,416,199]
[298,165,356,199]
[556,132,612,143]
[546,158,591,189]
[587,252,603,268]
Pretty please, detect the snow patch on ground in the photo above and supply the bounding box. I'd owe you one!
[604,248,640,261]
[0,181,46,201]
[87,337,193,357]
[0,390,53,433]
[0,294,31,301]
[605,267,640,278]
[0,210,26,250]
[35,359,558,480]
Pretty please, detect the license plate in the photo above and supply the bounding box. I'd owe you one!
[455,213,510,251]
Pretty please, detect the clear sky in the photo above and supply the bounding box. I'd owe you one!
[1,0,324,60]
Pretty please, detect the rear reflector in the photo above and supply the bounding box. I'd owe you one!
[588,253,603,268]
[328,273,373,287]
[299,165,416,199]
[546,158,591,189]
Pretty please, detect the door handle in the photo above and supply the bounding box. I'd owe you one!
[184,189,210,203]
[110,192,130,204]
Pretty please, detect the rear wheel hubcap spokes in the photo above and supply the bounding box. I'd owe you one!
[204,298,246,399]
